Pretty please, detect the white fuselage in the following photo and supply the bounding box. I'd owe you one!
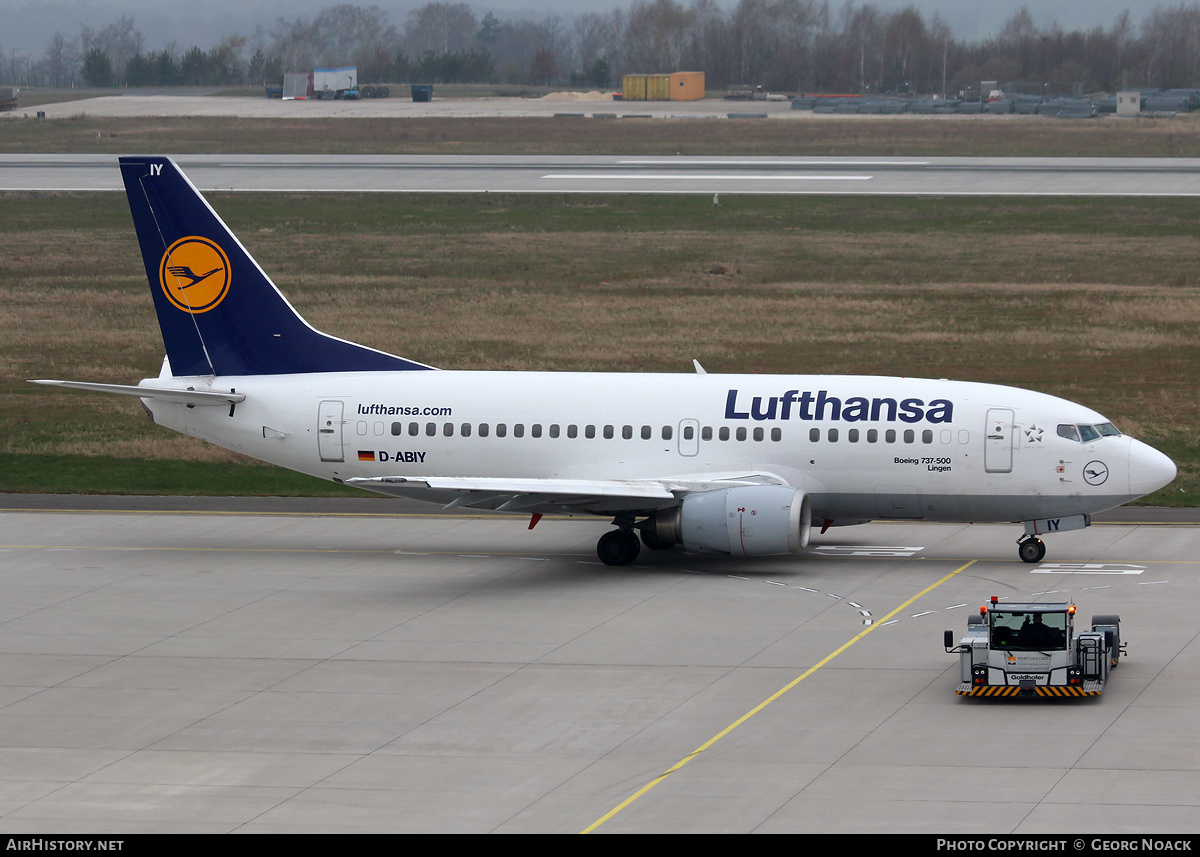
[142,371,1170,524]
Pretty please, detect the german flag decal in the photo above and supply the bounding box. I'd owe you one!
[358,450,375,462]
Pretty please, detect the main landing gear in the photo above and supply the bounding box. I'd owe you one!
[597,528,640,566]
[1018,535,1046,564]
[596,513,680,566]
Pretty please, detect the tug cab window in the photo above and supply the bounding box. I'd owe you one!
[988,609,1067,651]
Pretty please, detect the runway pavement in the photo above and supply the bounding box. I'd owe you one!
[1,497,1197,833]
[6,153,1200,196]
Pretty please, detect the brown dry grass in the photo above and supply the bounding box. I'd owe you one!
[6,112,1200,157]
[3,194,1198,479]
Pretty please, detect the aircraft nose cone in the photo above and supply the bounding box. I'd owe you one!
[1129,439,1176,498]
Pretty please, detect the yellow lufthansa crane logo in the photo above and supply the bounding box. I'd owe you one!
[159,236,231,314]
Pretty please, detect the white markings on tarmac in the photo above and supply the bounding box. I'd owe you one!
[811,545,925,557]
[618,159,927,166]
[10,537,1177,636]
[1033,562,1146,574]
[540,173,873,181]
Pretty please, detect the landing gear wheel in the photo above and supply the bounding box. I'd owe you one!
[1018,537,1046,564]
[597,529,641,566]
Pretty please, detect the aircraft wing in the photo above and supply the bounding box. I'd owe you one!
[30,380,245,407]
[345,472,787,515]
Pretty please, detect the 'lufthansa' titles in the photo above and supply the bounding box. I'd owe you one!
[725,389,954,423]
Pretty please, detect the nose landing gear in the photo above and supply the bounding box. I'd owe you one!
[1018,535,1046,564]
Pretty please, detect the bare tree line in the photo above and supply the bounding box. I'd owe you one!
[6,2,1200,95]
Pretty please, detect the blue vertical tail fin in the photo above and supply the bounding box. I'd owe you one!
[120,156,433,377]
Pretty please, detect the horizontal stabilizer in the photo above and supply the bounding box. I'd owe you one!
[30,379,245,407]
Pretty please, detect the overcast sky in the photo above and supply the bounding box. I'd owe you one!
[0,1,1154,55]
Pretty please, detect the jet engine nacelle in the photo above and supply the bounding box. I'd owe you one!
[653,486,812,556]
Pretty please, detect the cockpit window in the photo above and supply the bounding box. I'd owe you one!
[1058,422,1122,443]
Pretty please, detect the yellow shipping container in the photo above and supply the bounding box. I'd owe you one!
[669,71,705,101]
[646,74,671,100]
[622,74,647,101]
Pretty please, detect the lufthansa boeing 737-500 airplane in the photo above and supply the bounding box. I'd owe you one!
[34,157,1177,565]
